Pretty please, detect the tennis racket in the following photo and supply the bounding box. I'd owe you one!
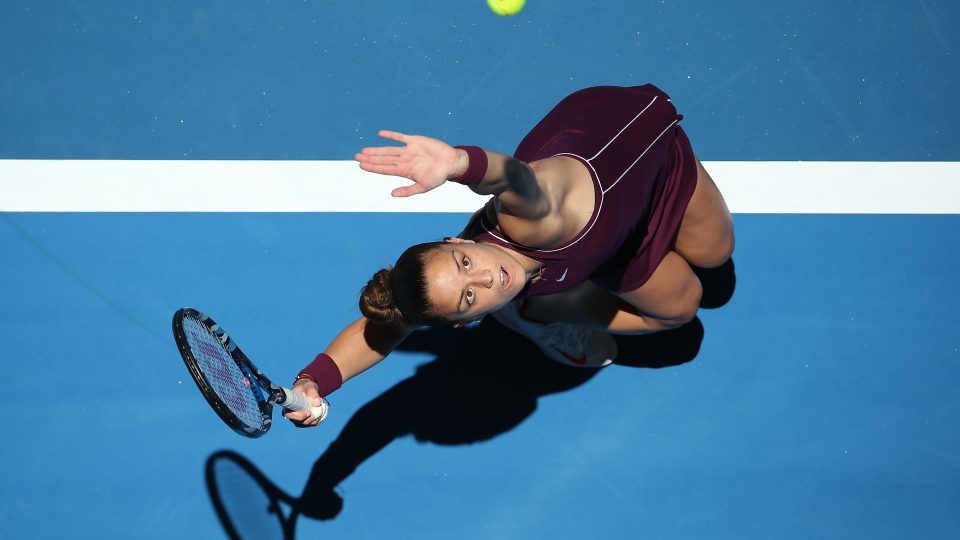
[173,307,328,438]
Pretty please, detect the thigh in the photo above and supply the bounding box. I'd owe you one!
[522,278,637,329]
[674,157,735,268]
[523,251,701,333]
[614,250,702,325]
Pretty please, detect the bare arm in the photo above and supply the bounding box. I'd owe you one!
[355,131,550,220]
[326,316,412,381]
[453,148,551,220]
[283,316,412,427]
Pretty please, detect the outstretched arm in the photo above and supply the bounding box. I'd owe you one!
[284,316,412,428]
[355,130,550,220]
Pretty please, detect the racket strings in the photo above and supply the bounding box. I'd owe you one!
[183,317,265,429]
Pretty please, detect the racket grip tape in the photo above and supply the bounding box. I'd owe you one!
[279,387,329,422]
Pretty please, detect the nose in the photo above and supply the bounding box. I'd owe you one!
[471,269,495,288]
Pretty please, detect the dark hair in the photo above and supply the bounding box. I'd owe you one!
[359,241,450,327]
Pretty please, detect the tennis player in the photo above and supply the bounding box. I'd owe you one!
[286,84,733,427]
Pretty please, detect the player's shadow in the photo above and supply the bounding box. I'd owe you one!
[693,258,736,310]
[293,317,711,522]
[206,258,736,534]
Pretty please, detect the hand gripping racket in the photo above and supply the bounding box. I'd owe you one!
[173,308,328,438]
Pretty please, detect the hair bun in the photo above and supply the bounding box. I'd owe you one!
[359,267,407,326]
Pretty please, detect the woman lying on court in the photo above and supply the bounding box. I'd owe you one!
[285,84,734,427]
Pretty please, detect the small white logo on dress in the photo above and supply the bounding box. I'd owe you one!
[556,268,569,282]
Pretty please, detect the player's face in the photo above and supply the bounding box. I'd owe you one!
[423,240,526,325]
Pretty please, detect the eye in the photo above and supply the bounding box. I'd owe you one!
[466,288,475,305]
[462,256,471,269]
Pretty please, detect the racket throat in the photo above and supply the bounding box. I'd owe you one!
[269,387,288,405]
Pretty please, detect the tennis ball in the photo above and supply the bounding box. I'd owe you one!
[487,0,525,16]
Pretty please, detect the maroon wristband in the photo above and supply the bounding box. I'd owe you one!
[295,353,343,397]
[450,145,487,185]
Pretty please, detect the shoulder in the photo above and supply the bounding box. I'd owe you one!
[496,156,595,248]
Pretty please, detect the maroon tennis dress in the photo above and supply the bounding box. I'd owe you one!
[464,83,698,297]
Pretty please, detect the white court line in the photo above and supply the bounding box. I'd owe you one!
[0,160,958,213]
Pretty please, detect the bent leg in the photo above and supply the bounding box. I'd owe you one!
[520,279,639,333]
[674,158,735,269]
[522,251,702,335]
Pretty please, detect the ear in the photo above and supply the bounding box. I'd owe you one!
[443,236,474,244]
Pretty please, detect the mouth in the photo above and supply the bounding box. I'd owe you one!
[500,266,510,289]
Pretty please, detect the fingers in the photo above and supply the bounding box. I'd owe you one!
[355,152,401,166]
[357,161,400,176]
[356,146,402,158]
[357,130,412,155]
[378,130,409,143]
[285,408,324,427]
[391,184,427,197]
[356,148,404,177]
[284,381,325,428]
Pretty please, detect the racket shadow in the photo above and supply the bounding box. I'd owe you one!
[206,449,300,540]
[205,310,712,536]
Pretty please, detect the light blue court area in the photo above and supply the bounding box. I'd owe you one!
[1,213,959,538]
[2,0,960,539]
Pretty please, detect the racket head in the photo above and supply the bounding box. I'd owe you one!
[173,308,274,438]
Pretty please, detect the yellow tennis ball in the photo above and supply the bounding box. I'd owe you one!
[487,0,525,16]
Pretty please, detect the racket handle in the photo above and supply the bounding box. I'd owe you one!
[278,387,329,422]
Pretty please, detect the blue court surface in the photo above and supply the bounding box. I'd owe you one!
[2,2,959,539]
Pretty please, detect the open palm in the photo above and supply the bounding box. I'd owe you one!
[355,130,461,197]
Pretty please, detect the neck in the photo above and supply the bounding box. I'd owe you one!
[490,244,543,283]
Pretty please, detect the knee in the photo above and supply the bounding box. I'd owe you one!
[713,226,735,267]
[709,216,736,265]
[616,278,701,334]
[665,280,702,328]
[691,229,735,269]
[681,219,736,269]
[613,304,698,335]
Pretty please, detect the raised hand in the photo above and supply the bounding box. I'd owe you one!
[355,130,465,197]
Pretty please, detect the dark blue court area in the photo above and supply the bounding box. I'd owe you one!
[2,1,959,539]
